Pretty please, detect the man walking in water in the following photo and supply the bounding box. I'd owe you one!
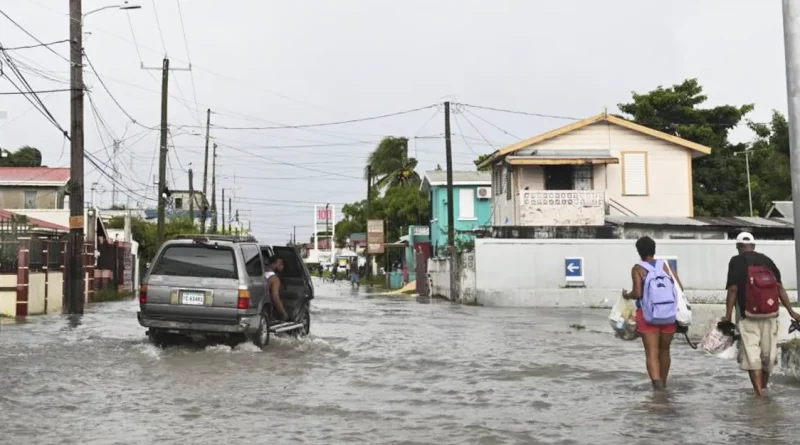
[350,258,360,288]
[723,232,800,396]
[622,236,683,390]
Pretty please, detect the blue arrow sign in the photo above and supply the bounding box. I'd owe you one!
[565,257,583,279]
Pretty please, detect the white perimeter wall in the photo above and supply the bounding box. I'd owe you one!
[474,238,798,307]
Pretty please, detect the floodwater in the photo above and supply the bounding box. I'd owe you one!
[2,282,800,445]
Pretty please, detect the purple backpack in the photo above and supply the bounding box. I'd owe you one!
[639,260,678,325]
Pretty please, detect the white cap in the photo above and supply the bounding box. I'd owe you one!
[736,231,755,244]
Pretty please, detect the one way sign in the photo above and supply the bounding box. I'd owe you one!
[565,257,584,283]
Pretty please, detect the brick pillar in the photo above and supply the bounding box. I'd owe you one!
[42,240,49,314]
[85,242,95,303]
[16,239,30,318]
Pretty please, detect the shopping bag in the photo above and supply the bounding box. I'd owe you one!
[665,262,692,327]
[609,295,638,340]
[698,319,736,357]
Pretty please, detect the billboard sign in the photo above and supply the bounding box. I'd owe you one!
[367,219,385,254]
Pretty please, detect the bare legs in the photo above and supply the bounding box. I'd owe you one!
[642,332,674,389]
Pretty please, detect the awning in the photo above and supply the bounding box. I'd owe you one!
[505,149,619,166]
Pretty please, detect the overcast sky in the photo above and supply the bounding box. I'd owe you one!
[0,0,790,243]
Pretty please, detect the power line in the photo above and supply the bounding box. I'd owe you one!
[0,11,71,63]
[216,142,363,180]
[193,105,437,130]
[175,0,202,125]
[0,40,70,51]
[457,103,580,121]
[0,88,72,95]
[463,109,520,140]
[458,112,497,151]
[452,114,481,156]
[84,51,156,129]
[150,0,169,55]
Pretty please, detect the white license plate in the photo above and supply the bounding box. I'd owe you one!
[180,291,205,306]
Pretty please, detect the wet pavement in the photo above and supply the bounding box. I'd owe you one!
[2,280,800,445]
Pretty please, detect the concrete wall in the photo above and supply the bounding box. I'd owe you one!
[48,271,63,314]
[0,186,61,209]
[28,273,46,315]
[428,258,451,300]
[0,274,15,317]
[427,253,477,304]
[472,238,798,307]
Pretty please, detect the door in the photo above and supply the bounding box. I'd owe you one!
[241,244,267,312]
[272,246,311,319]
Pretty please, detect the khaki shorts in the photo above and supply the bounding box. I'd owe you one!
[737,316,780,373]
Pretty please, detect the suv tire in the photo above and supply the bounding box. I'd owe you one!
[250,311,270,349]
[293,303,310,337]
[148,329,172,348]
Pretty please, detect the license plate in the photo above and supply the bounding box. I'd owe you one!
[180,291,205,306]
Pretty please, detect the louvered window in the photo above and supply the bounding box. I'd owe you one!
[505,167,512,200]
[622,152,648,196]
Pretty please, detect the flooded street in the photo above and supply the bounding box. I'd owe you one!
[2,281,800,445]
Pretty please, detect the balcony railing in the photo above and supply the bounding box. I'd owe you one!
[518,190,606,226]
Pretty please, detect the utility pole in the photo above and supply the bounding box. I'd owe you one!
[782,0,800,302]
[188,167,195,222]
[142,57,191,246]
[734,148,754,217]
[221,188,226,233]
[293,225,296,246]
[444,101,457,301]
[201,108,211,232]
[228,196,232,234]
[67,0,86,315]
[111,139,119,207]
[366,166,372,283]
[210,143,217,233]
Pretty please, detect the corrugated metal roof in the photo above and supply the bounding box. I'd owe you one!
[605,216,709,226]
[767,201,793,221]
[423,170,491,185]
[606,215,792,228]
[0,167,70,184]
[0,209,68,231]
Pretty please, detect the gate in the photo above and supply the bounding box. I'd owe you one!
[414,242,431,297]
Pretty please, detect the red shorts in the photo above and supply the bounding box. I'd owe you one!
[635,309,677,335]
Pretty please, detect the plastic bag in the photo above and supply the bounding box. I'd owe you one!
[698,319,736,356]
[665,262,692,327]
[609,296,638,340]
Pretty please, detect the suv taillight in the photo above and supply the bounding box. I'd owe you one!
[139,285,147,304]
[237,289,250,310]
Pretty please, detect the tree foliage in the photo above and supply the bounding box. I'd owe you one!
[0,146,43,167]
[364,137,420,189]
[334,185,429,247]
[616,78,790,216]
[474,154,492,171]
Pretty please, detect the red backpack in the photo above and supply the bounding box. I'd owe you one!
[744,264,780,318]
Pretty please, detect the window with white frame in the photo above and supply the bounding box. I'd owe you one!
[24,190,37,209]
[459,188,475,219]
[622,152,648,196]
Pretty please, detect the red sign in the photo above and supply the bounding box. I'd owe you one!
[317,208,332,221]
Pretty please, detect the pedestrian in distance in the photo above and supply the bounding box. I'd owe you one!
[723,232,800,396]
[350,259,360,288]
[622,236,683,390]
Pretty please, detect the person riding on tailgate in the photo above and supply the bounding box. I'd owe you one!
[265,255,288,321]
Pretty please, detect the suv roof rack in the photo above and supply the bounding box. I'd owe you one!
[174,234,258,243]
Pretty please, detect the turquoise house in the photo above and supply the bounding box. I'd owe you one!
[421,171,492,256]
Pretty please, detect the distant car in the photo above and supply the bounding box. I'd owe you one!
[136,235,313,349]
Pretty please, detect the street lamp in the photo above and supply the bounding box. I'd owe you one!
[83,2,142,22]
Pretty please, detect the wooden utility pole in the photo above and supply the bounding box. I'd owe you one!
[366,165,372,283]
[221,188,226,233]
[155,57,169,246]
[67,0,85,314]
[188,167,195,222]
[142,57,190,245]
[210,143,217,233]
[444,101,457,302]
[201,108,211,232]
[228,196,232,234]
[444,101,454,249]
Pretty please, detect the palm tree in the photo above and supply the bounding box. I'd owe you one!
[364,137,420,191]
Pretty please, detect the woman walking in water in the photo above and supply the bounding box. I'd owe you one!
[622,236,683,390]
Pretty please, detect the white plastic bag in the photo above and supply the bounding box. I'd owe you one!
[666,262,692,327]
[609,295,638,340]
[698,320,736,356]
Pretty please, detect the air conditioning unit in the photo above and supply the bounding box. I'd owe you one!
[476,186,491,199]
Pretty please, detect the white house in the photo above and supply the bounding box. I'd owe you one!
[478,111,713,226]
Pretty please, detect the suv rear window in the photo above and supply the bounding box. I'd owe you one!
[152,245,237,279]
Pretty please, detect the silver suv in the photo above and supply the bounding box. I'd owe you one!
[137,235,312,349]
